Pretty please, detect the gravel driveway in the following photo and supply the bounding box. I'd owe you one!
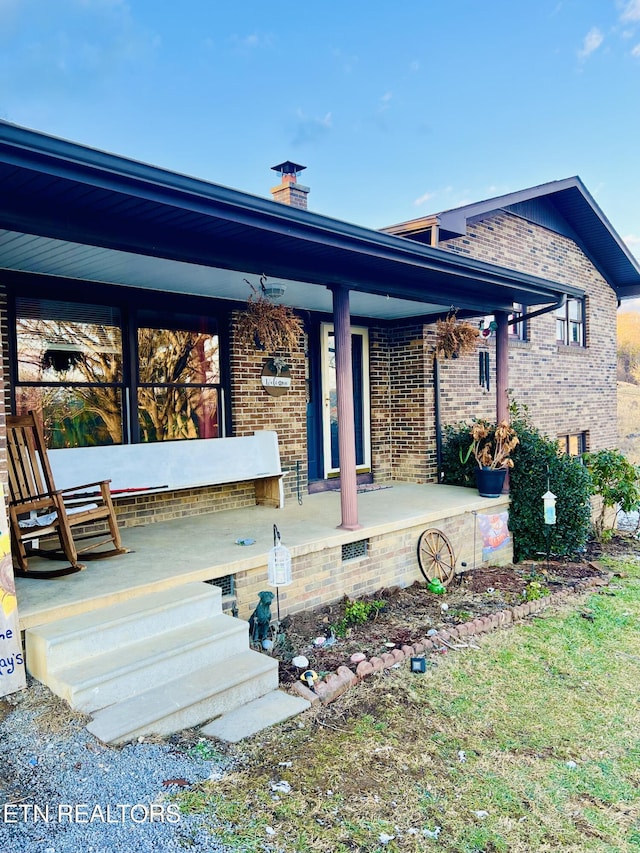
[1,679,234,852]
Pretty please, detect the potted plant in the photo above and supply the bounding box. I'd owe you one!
[460,419,519,497]
[434,309,480,359]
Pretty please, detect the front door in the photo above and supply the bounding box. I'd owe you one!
[307,323,370,482]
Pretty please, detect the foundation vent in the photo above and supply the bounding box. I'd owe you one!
[342,539,368,562]
[207,574,235,597]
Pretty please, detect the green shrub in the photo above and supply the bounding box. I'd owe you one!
[442,404,592,562]
[508,407,592,561]
[583,449,640,540]
[441,423,477,487]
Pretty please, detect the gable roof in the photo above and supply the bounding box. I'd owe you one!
[386,177,640,301]
[0,121,585,319]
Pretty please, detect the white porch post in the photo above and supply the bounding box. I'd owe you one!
[331,284,361,531]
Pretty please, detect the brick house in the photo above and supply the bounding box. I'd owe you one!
[2,122,639,622]
[384,177,640,457]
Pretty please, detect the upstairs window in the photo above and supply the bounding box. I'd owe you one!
[556,298,585,346]
[480,303,527,341]
[559,432,586,457]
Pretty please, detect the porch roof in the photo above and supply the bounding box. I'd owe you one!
[0,120,582,321]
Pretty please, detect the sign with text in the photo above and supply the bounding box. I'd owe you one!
[261,358,292,397]
[0,483,26,696]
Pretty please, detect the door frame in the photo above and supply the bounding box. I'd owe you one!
[320,322,371,479]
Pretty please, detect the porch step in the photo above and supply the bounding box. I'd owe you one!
[201,690,311,743]
[24,582,288,744]
[86,650,278,745]
[45,614,249,713]
[26,583,224,678]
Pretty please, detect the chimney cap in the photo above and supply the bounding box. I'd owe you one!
[271,160,306,177]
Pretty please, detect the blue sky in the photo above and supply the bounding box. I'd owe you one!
[1,0,639,259]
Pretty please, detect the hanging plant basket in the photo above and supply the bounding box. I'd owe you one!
[235,281,304,352]
[434,310,480,359]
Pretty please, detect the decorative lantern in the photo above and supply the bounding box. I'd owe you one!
[267,525,292,624]
[543,490,557,525]
[410,657,427,673]
[268,525,292,587]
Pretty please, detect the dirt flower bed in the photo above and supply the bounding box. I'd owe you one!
[275,543,613,687]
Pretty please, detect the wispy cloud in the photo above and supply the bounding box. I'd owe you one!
[0,0,161,82]
[578,26,604,59]
[291,110,332,147]
[413,191,434,207]
[620,0,640,23]
[378,92,393,113]
[230,31,274,51]
[332,48,358,73]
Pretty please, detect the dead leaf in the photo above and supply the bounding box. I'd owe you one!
[162,777,191,788]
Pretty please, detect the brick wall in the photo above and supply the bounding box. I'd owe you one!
[434,212,618,452]
[229,311,308,502]
[388,323,433,482]
[369,326,392,481]
[233,498,511,620]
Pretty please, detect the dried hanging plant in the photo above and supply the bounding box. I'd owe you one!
[434,310,480,359]
[235,278,304,352]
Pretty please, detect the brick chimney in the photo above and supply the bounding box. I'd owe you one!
[271,161,309,210]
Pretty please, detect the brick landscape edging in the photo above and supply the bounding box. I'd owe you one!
[289,574,612,706]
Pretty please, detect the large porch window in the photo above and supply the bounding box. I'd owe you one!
[14,297,221,448]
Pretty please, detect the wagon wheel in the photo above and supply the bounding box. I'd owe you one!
[417,528,456,587]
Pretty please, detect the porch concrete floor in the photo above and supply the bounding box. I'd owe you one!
[16,483,499,631]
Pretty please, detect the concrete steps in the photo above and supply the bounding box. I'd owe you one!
[86,649,278,744]
[25,582,284,744]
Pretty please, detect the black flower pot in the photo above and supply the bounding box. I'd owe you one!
[475,466,507,498]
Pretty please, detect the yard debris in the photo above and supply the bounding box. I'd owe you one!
[270,780,292,795]
[423,825,442,839]
[162,777,190,788]
[457,750,467,762]
[379,832,396,844]
[474,809,489,819]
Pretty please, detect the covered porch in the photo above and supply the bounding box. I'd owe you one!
[16,482,512,633]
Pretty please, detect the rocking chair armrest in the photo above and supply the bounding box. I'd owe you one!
[9,492,58,508]
[58,480,113,495]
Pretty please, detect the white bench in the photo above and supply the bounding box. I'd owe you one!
[48,431,284,509]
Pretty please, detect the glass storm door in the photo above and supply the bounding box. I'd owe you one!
[320,323,370,478]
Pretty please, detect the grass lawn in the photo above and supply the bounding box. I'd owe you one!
[176,545,640,852]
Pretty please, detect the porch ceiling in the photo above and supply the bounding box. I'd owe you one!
[0,121,583,320]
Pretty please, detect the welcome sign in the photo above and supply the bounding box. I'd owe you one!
[0,483,26,696]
